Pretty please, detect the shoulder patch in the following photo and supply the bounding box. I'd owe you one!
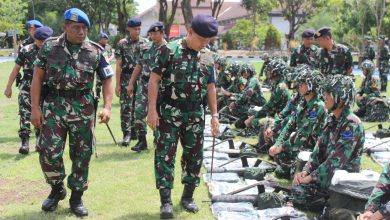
[341,126,353,140]
[308,108,318,119]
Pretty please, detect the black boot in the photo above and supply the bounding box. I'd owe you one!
[131,135,147,152]
[19,134,29,155]
[122,131,131,147]
[180,184,199,213]
[130,129,137,140]
[41,183,67,212]
[69,191,88,217]
[159,188,173,219]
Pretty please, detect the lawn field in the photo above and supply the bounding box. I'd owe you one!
[0,60,388,220]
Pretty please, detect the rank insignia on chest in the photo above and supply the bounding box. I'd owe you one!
[341,126,353,140]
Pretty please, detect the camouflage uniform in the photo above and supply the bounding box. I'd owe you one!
[115,36,149,135]
[317,42,353,76]
[14,43,39,138]
[152,38,215,189]
[215,57,231,90]
[292,75,364,210]
[34,34,112,191]
[378,43,389,92]
[365,163,390,218]
[134,40,167,137]
[363,44,375,61]
[290,44,319,67]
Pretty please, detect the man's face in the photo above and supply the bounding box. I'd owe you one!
[188,29,211,51]
[28,27,37,39]
[64,22,88,44]
[323,91,335,110]
[298,82,308,96]
[149,31,163,44]
[128,26,141,39]
[379,39,385,46]
[99,38,109,46]
[35,39,44,48]
[317,36,329,48]
[303,37,314,48]
[364,39,369,46]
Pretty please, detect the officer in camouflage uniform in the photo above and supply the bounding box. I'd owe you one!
[147,14,219,219]
[292,75,364,211]
[4,27,52,155]
[359,163,390,220]
[354,60,382,120]
[378,35,389,92]
[315,27,353,76]
[126,22,167,153]
[18,20,43,51]
[245,59,290,128]
[115,17,149,146]
[269,68,327,179]
[31,8,113,217]
[290,29,319,67]
[362,36,376,61]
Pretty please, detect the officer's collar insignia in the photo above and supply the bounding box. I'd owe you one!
[71,14,78,22]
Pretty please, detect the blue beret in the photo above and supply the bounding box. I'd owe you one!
[191,14,218,38]
[127,17,141,27]
[148,22,164,33]
[301,29,315,38]
[64,8,90,28]
[314,27,331,39]
[99,32,109,39]
[33,26,53,40]
[27,20,43,28]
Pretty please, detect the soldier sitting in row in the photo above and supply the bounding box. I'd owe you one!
[354,60,389,122]
[269,67,327,179]
[292,75,364,211]
[217,62,242,110]
[215,57,230,90]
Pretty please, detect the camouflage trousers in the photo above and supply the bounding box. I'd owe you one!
[274,151,297,179]
[38,97,95,191]
[134,78,148,136]
[292,183,328,211]
[18,80,32,137]
[119,73,136,134]
[154,114,205,189]
[379,64,388,92]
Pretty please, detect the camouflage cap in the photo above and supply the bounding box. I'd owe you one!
[361,59,375,75]
[379,35,387,40]
[227,62,241,75]
[270,58,287,78]
[322,75,356,108]
[297,66,324,93]
[215,56,227,67]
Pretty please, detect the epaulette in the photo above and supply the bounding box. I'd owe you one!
[89,40,104,51]
[347,113,361,124]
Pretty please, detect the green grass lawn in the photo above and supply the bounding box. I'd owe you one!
[0,60,388,219]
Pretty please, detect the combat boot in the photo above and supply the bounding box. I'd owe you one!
[131,135,147,152]
[19,134,29,154]
[130,128,137,140]
[122,131,131,147]
[41,183,67,212]
[180,184,199,213]
[159,188,173,219]
[69,191,88,217]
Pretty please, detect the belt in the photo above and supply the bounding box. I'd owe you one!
[48,89,92,98]
[163,98,202,112]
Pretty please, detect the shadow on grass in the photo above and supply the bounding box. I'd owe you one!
[94,149,152,162]
[3,206,76,220]
[113,204,187,220]
[0,136,20,144]
[0,152,34,161]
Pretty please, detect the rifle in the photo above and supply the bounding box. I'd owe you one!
[366,139,390,154]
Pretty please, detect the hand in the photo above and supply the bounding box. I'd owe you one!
[4,87,12,98]
[31,107,45,129]
[298,174,313,185]
[211,117,220,137]
[244,116,255,127]
[358,211,374,220]
[99,108,111,124]
[293,171,308,185]
[269,145,283,157]
[127,83,134,97]
[223,91,231,97]
[229,102,236,110]
[264,127,273,139]
[115,86,120,97]
[147,110,160,131]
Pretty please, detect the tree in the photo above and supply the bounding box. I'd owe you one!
[181,0,193,30]
[277,0,326,48]
[241,0,276,50]
[115,0,137,34]
[371,0,388,37]
[159,0,179,38]
[264,24,282,50]
[197,0,225,18]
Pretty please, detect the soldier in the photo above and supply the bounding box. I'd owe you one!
[4,26,53,154]
[18,20,43,51]
[378,35,389,92]
[244,59,290,129]
[115,17,149,146]
[95,32,114,97]
[315,27,353,76]
[290,29,319,67]
[147,14,219,219]
[260,53,270,77]
[215,57,231,90]
[354,60,381,119]
[126,22,167,152]
[269,68,327,179]
[362,36,376,61]
[292,75,364,211]
[359,163,390,220]
[31,8,113,216]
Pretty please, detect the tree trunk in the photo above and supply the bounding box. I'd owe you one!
[181,0,193,31]
[116,0,126,34]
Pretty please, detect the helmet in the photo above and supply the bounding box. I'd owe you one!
[215,56,227,68]
[262,53,270,61]
[361,59,375,75]
[240,63,256,77]
[296,66,324,93]
[270,58,287,78]
[322,75,355,108]
[227,62,241,75]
